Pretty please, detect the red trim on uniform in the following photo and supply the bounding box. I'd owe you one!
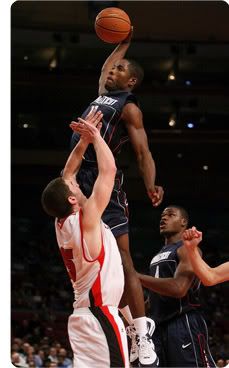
[91,245,105,306]
[198,333,211,368]
[100,306,126,366]
[79,209,105,306]
[187,294,201,307]
[79,209,103,263]
[112,137,129,154]
[107,119,119,145]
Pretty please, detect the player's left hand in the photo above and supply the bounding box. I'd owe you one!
[149,185,164,207]
[182,226,202,249]
[122,25,133,44]
[70,109,103,142]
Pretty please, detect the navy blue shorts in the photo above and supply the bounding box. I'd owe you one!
[76,162,129,238]
[152,310,216,367]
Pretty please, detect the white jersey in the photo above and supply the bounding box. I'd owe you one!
[55,210,124,308]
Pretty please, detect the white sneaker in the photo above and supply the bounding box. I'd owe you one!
[146,317,156,337]
[137,333,159,367]
[126,324,139,364]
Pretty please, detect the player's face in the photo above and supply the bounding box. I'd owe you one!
[64,178,83,203]
[160,207,184,236]
[105,59,134,91]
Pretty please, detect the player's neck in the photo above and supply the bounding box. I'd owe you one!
[164,233,183,245]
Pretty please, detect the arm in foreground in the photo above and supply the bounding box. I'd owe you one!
[76,121,117,228]
[63,109,103,180]
[137,246,196,298]
[183,227,229,286]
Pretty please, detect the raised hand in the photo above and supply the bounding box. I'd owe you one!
[70,108,103,143]
[148,185,164,207]
[182,227,202,249]
[122,25,133,43]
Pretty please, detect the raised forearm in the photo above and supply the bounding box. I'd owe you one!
[63,139,88,178]
[138,273,185,298]
[137,151,156,194]
[93,136,116,174]
[101,41,131,71]
[186,247,215,286]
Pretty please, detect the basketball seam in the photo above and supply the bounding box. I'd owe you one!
[95,23,130,34]
[96,16,130,25]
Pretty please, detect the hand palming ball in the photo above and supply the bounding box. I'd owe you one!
[95,7,131,44]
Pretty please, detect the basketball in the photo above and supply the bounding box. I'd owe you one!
[95,7,131,44]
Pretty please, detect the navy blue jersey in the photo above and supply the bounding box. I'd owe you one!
[70,90,138,163]
[149,241,201,325]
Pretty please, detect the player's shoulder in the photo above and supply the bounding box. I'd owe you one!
[122,101,142,119]
[56,212,79,231]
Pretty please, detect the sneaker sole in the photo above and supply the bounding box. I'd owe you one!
[138,356,159,367]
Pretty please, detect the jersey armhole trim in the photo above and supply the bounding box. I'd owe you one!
[79,208,104,263]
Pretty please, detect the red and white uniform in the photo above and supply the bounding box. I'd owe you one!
[55,210,128,368]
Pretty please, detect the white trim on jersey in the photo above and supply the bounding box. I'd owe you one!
[185,313,199,367]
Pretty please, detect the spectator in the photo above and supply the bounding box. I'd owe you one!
[217,358,225,367]
[11,351,28,367]
[57,348,72,367]
[48,347,58,363]
[34,348,45,367]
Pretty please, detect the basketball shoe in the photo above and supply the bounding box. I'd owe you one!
[126,318,158,367]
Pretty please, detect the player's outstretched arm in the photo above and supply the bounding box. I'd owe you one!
[122,103,164,207]
[183,227,229,286]
[73,121,117,229]
[69,117,116,260]
[63,108,103,180]
[99,28,133,95]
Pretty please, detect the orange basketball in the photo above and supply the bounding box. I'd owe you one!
[95,7,131,44]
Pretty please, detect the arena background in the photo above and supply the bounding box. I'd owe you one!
[11,1,229,367]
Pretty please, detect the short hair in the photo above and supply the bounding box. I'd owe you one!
[167,205,189,227]
[41,177,73,218]
[126,58,144,87]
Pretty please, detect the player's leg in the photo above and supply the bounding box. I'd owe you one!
[151,324,168,367]
[117,233,158,367]
[166,311,216,367]
[117,233,146,318]
[101,170,158,366]
[68,307,129,368]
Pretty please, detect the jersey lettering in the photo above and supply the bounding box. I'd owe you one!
[150,251,172,265]
[60,248,76,282]
[94,95,118,106]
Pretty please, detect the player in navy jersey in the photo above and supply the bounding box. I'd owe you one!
[138,205,216,367]
[70,30,163,366]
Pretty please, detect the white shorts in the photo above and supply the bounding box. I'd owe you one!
[68,306,129,368]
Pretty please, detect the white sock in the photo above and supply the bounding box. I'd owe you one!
[119,305,134,326]
[133,317,148,336]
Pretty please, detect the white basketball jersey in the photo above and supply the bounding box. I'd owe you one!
[55,210,124,308]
